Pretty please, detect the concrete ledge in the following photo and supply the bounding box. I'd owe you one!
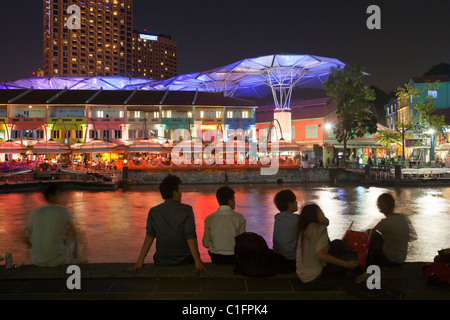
[1,262,449,300]
[0,262,299,280]
[0,261,432,281]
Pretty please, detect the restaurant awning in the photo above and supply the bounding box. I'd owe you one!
[32,140,71,154]
[127,139,169,154]
[77,139,118,153]
[0,140,27,154]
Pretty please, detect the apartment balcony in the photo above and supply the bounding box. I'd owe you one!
[193,117,224,126]
[8,117,47,130]
[126,117,161,125]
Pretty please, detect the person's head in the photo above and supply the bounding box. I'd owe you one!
[42,183,60,204]
[298,203,329,233]
[216,186,235,210]
[159,174,182,201]
[377,193,395,215]
[274,189,298,213]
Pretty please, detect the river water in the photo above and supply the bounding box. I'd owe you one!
[0,183,449,265]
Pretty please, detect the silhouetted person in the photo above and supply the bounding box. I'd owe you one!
[26,184,85,267]
[296,203,363,290]
[367,193,410,267]
[129,174,206,272]
[202,186,246,264]
[272,189,299,273]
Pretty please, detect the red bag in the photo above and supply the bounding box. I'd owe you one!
[423,263,450,285]
[342,225,371,270]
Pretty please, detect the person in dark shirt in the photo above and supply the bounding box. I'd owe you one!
[128,174,206,272]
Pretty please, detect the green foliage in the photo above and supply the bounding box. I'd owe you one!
[396,82,446,135]
[323,64,378,165]
[376,129,401,148]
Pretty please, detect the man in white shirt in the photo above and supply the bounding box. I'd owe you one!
[202,186,246,264]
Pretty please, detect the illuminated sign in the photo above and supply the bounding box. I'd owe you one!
[405,138,431,148]
[139,34,158,41]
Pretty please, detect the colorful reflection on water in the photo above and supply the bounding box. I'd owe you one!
[0,183,449,265]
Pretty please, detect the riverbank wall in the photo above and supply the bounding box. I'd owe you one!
[125,168,358,185]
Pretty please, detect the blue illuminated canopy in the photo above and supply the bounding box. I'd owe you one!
[0,54,346,103]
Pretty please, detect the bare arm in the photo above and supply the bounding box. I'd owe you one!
[187,238,207,273]
[128,235,155,271]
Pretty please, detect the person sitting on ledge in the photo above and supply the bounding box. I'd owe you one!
[366,193,410,267]
[202,186,246,265]
[128,174,206,273]
[25,184,86,267]
[271,189,300,273]
[296,203,363,290]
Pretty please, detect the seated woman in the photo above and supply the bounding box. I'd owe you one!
[296,203,365,290]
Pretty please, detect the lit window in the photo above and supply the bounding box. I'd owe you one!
[428,90,438,98]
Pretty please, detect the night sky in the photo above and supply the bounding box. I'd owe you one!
[0,0,449,93]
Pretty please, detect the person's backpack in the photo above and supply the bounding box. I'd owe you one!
[233,232,277,277]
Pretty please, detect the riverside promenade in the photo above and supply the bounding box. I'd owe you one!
[0,262,448,301]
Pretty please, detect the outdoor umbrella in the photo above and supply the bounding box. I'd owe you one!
[78,139,118,153]
[32,140,71,154]
[0,140,27,154]
[210,140,251,153]
[127,139,169,154]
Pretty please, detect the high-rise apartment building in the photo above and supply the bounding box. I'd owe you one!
[132,31,178,79]
[43,0,177,79]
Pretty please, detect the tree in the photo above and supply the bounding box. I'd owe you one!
[396,82,446,161]
[323,64,378,167]
[376,129,402,158]
[423,63,450,78]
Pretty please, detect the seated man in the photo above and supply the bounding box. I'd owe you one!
[26,184,85,267]
[202,186,246,264]
[129,174,206,272]
[272,189,300,273]
[367,193,410,267]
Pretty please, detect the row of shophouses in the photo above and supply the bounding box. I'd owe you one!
[0,87,379,168]
[0,75,449,167]
[385,75,450,164]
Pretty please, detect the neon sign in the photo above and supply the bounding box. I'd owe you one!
[139,34,158,41]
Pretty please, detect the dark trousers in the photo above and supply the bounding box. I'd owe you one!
[272,253,296,273]
[208,251,236,265]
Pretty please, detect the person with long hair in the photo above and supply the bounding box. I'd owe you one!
[296,203,362,290]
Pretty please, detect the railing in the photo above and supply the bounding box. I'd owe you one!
[0,165,122,185]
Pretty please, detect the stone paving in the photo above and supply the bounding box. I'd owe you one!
[0,262,448,301]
